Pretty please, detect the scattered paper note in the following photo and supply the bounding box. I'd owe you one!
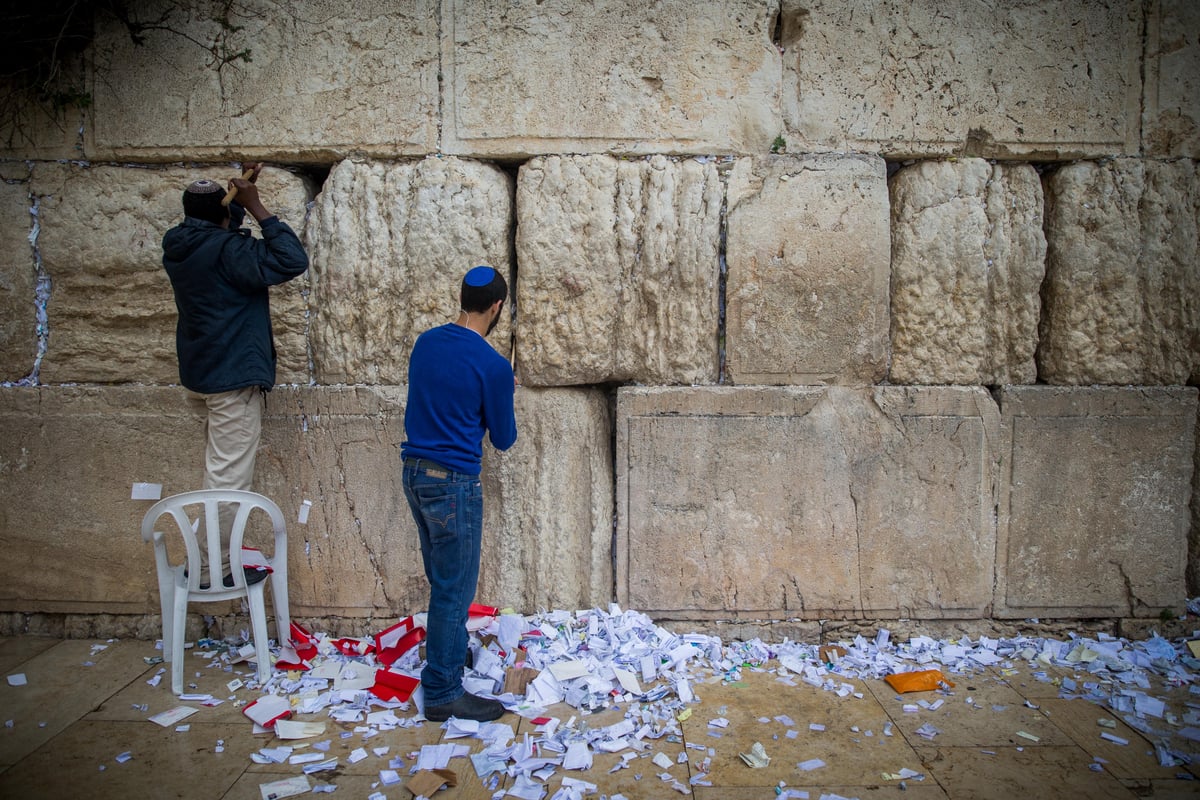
[148,706,198,727]
[739,742,770,768]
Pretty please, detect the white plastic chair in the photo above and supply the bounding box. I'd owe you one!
[140,489,291,695]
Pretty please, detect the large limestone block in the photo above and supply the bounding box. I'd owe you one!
[1040,159,1200,385]
[0,384,610,618]
[260,386,612,616]
[0,387,206,614]
[480,388,613,611]
[87,1,438,160]
[996,386,1198,618]
[515,155,721,386]
[257,386,418,617]
[890,159,1047,385]
[442,0,781,157]
[781,0,1142,158]
[306,158,514,384]
[1144,0,1200,157]
[616,386,1000,620]
[32,163,311,385]
[0,177,36,382]
[725,155,890,385]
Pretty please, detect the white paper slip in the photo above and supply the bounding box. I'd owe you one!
[148,706,199,727]
[258,775,310,800]
[548,660,591,681]
[273,719,326,740]
[6,673,27,687]
[131,482,163,500]
[298,499,312,524]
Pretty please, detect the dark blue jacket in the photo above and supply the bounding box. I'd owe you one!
[162,214,308,393]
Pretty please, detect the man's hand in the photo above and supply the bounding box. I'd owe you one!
[230,164,271,222]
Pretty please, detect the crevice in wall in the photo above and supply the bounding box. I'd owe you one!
[20,186,49,387]
[717,180,729,385]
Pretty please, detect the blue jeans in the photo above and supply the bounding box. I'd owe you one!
[402,457,482,706]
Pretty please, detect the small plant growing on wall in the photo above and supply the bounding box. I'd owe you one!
[1,1,255,148]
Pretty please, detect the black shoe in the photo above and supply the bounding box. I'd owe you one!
[229,567,270,588]
[424,692,504,722]
[193,567,270,590]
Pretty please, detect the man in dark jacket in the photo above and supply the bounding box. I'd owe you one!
[161,163,309,588]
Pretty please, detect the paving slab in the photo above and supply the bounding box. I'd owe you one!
[0,636,59,677]
[1038,698,1185,783]
[867,676,1075,749]
[0,720,259,798]
[683,672,925,788]
[916,745,1139,799]
[0,640,153,766]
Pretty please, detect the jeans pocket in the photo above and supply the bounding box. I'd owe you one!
[416,489,458,544]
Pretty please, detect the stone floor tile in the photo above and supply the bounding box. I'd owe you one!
[1119,779,1200,798]
[85,661,259,724]
[222,772,390,800]
[916,745,1139,799]
[695,784,950,799]
[0,637,59,676]
[867,675,1075,748]
[685,673,925,787]
[245,714,460,777]
[0,640,155,766]
[1038,698,1193,782]
[0,720,259,798]
[991,663,1097,699]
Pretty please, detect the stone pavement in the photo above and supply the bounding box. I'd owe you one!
[1,631,1198,800]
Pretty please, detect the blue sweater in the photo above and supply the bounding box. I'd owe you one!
[401,324,517,475]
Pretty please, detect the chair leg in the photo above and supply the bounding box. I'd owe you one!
[269,572,291,651]
[246,583,271,686]
[171,590,189,696]
[158,580,175,666]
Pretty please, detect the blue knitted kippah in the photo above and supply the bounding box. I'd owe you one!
[464,265,496,286]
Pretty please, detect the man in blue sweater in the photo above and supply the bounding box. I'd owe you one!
[402,266,517,722]
[162,164,309,588]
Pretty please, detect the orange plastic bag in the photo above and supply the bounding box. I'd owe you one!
[884,669,954,693]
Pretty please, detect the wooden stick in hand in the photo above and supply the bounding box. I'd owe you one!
[221,167,256,206]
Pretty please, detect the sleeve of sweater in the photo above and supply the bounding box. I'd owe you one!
[221,216,310,291]
[483,355,518,452]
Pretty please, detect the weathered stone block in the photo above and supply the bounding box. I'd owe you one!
[306,158,514,384]
[890,159,1046,385]
[725,155,890,385]
[480,387,613,611]
[616,386,1000,620]
[1040,159,1200,385]
[0,384,609,618]
[0,387,205,614]
[32,163,311,385]
[781,0,1142,158]
[1144,0,1200,157]
[515,155,721,386]
[0,177,36,382]
[257,386,417,617]
[442,0,780,157]
[996,386,1197,618]
[87,0,439,160]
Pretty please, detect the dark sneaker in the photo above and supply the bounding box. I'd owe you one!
[425,692,505,722]
[192,567,271,590]
[226,567,270,588]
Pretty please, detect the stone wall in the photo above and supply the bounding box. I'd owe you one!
[0,0,1197,636]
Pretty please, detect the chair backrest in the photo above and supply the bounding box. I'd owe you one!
[141,489,286,594]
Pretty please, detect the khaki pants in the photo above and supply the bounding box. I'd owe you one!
[185,386,263,576]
